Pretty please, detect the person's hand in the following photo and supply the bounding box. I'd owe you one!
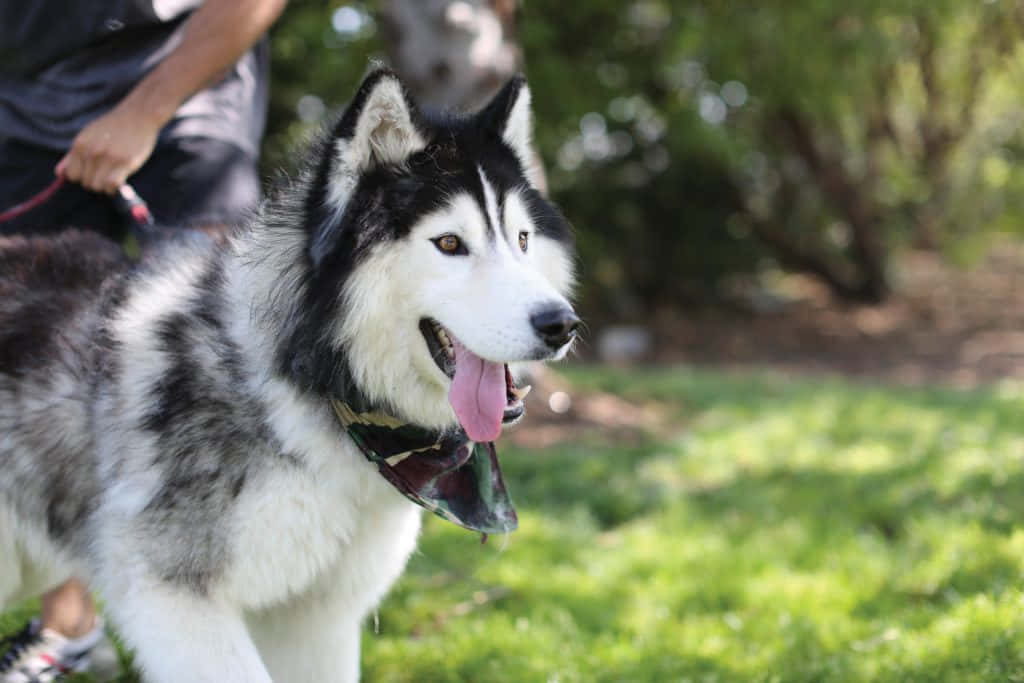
[56,102,163,195]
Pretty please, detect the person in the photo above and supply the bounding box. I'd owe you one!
[0,0,286,237]
[0,0,286,679]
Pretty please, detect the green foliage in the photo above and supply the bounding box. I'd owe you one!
[6,367,1024,680]
[516,1,1024,306]
[262,1,379,174]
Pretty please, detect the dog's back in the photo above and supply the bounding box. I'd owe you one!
[0,230,129,601]
[0,229,127,379]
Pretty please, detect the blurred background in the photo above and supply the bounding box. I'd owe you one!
[269,2,1024,680]
[5,3,1024,681]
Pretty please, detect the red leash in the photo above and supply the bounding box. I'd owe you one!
[0,176,65,223]
[0,176,154,239]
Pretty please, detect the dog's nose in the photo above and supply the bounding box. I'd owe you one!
[531,305,582,349]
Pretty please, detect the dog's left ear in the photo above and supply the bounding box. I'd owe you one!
[479,76,542,187]
[335,69,427,173]
[311,70,427,265]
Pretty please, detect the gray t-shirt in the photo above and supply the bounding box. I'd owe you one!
[0,0,268,157]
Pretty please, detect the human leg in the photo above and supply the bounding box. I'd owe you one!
[39,579,95,639]
[0,578,104,683]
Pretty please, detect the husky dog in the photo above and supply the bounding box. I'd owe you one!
[0,70,577,682]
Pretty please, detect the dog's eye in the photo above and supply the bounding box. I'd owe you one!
[433,234,467,255]
[518,231,529,253]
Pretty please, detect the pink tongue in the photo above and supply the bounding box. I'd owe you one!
[448,338,506,442]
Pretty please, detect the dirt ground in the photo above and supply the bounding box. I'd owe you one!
[648,244,1024,389]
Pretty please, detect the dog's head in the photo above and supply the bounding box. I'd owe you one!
[281,69,577,438]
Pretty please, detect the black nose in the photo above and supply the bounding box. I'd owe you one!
[531,305,582,349]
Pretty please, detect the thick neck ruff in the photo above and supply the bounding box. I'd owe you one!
[330,400,518,535]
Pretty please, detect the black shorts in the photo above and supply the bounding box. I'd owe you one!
[0,136,261,239]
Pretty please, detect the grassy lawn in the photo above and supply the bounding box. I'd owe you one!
[6,366,1024,681]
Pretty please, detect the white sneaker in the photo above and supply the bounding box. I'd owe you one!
[0,618,104,682]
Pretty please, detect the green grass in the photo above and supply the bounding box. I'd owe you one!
[7,366,1024,681]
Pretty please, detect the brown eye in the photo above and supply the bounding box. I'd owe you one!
[433,234,466,255]
[518,231,529,253]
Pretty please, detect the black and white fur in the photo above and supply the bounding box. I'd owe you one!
[0,70,575,682]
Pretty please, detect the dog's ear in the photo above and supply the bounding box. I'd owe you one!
[334,69,426,174]
[310,70,426,265]
[479,76,540,186]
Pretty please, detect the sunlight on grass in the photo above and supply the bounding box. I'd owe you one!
[4,366,1024,681]
[363,367,1024,682]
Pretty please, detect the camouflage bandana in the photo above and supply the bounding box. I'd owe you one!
[330,400,518,536]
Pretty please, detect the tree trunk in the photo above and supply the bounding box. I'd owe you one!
[377,0,522,112]
[771,109,890,303]
[377,0,547,193]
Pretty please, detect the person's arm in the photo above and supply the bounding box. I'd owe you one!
[57,0,287,194]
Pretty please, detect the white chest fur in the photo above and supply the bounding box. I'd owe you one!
[221,443,421,613]
[220,379,422,614]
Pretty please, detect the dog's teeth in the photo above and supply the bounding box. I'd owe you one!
[438,331,455,362]
[434,326,455,363]
[510,384,532,400]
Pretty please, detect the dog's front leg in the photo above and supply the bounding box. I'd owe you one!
[104,584,272,683]
[249,590,363,683]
